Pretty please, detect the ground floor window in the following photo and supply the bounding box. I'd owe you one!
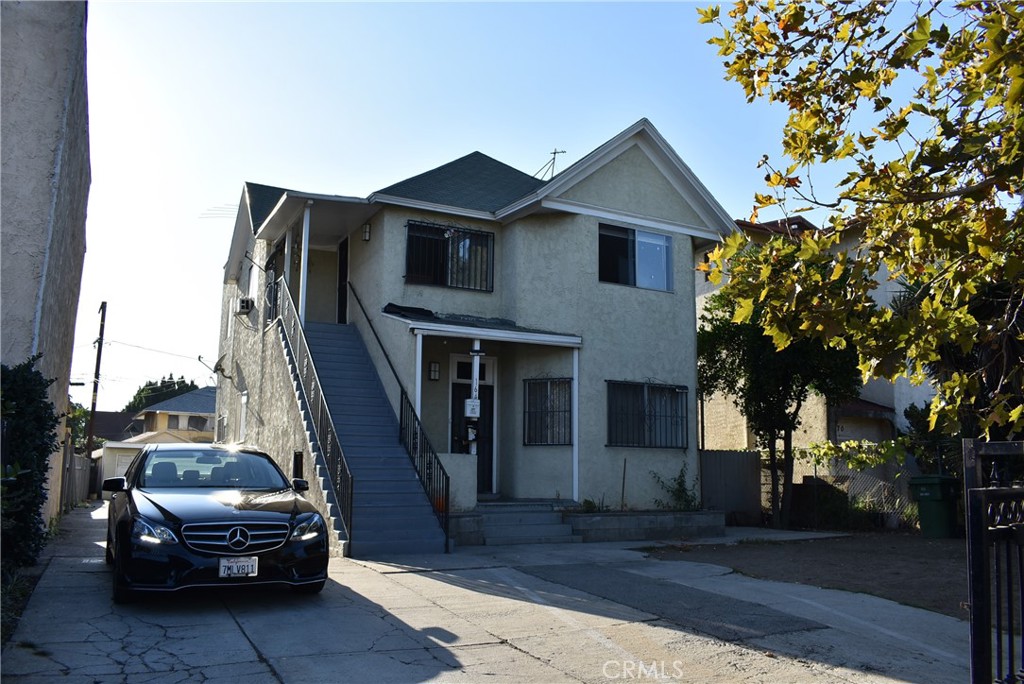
[606,380,688,448]
[523,378,572,445]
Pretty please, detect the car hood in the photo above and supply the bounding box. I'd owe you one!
[131,488,317,525]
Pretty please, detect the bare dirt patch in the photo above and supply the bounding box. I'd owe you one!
[644,532,968,621]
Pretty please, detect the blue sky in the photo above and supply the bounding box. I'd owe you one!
[71,1,794,411]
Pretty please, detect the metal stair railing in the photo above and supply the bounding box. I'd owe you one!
[349,282,450,551]
[275,278,353,540]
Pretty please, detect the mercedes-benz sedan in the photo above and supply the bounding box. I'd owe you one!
[103,443,328,603]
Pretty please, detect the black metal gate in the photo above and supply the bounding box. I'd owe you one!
[965,439,1024,683]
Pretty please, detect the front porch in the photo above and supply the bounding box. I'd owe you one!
[448,499,726,547]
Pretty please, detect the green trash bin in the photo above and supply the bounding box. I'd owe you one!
[908,475,958,538]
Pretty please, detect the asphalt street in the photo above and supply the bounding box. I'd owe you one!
[1,500,968,683]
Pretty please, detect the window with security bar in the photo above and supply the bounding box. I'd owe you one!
[606,380,688,448]
[405,220,494,291]
[523,378,572,445]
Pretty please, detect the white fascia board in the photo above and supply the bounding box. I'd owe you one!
[255,192,373,242]
[540,198,726,242]
[369,193,496,222]
[382,313,582,348]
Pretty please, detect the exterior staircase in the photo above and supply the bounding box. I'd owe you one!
[303,322,446,558]
[477,502,581,545]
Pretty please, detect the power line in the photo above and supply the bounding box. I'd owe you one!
[104,339,209,362]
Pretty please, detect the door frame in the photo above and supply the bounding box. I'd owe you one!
[447,354,498,495]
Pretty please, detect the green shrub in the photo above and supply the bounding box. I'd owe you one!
[1,356,59,573]
[651,462,701,512]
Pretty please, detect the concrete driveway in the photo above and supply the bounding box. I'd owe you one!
[2,501,968,683]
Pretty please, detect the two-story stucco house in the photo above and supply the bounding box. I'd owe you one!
[217,119,735,557]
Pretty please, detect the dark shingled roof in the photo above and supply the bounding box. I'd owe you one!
[375,152,548,213]
[382,303,574,339]
[141,387,217,415]
[245,182,289,233]
[90,411,140,441]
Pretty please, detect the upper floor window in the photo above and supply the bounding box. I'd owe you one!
[598,224,672,291]
[167,415,180,430]
[606,380,688,449]
[187,415,208,431]
[405,220,494,292]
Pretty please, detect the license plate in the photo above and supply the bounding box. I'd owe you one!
[219,556,258,578]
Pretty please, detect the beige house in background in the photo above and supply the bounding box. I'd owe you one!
[1,2,91,521]
[133,386,216,443]
[96,387,216,497]
[217,119,736,556]
[694,217,935,452]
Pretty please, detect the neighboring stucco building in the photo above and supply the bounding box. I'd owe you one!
[95,387,216,497]
[218,119,735,556]
[694,217,934,451]
[134,386,216,442]
[1,1,91,523]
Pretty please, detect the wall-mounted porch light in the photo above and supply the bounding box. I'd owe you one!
[428,361,440,381]
[362,223,371,241]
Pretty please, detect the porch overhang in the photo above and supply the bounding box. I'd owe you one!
[254,191,380,248]
[381,304,582,348]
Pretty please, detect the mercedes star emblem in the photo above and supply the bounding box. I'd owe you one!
[226,526,250,551]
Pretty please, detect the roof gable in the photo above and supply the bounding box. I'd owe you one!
[245,182,289,234]
[137,387,216,416]
[374,152,548,214]
[497,118,737,240]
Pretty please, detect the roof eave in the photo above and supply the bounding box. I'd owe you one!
[382,312,582,348]
[368,193,497,222]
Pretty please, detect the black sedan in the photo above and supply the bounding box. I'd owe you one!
[103,443,329,603]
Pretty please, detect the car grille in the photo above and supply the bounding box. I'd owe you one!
[181,521,291,555]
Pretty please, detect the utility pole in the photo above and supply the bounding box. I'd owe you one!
[83,302,107,474]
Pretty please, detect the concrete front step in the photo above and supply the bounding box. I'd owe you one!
[485,534,582,546]
[476,503,580,546]
[481,511,564,526]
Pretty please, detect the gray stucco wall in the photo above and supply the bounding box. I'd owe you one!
[1,1,91,524]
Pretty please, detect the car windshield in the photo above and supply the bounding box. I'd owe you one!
[139,450,290,490]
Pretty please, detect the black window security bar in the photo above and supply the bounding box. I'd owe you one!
[965,439,1024,684]
[524,378,572,445]
[405,220,494,292]
[607,380,688,449]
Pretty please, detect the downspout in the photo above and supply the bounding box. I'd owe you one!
[572,347,580,502]
[414,331,423,415]
[298,201,312,325]
[284,227,293,286]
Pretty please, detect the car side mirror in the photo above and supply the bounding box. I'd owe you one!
[292,478,309,492]
[102,477,127,492]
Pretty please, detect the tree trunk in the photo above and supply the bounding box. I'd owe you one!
[780,428,795,529]
[768,439,781,528]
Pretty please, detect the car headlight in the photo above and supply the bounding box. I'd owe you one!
[291,513,325,541]
[131,516,178,545]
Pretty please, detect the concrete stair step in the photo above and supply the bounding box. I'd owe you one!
[480,511,564,526]
[484,534,582,546]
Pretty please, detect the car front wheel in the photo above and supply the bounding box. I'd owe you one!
[111,538,134,604]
